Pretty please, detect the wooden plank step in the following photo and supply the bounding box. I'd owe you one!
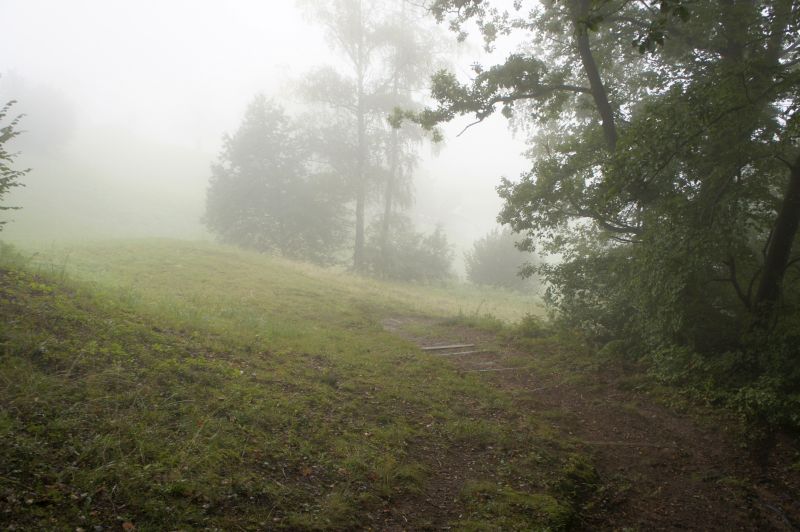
[462,367,518,373]
[421,344,475,351]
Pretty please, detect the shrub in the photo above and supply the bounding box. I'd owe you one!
[465,227,538,291]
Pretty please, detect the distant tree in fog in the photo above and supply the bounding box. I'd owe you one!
[300,0,441,274]
[0,99,28,230]
[378,0,443,277]
[299,0,386,272]
[465,227,538,291]
[204,95,347,263]
[364,213,453,282]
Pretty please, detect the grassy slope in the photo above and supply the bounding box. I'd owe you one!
[0,240,576,530]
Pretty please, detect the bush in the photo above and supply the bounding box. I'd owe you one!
[364,215,453,282]
[513,313,549,339]
[204,95,347,264]
[465,227,538,291]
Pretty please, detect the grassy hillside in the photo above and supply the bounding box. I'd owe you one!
[27,239,544,323]
[0,240,578,530]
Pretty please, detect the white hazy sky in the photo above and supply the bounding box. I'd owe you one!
[1,0,328,150]
[0,0,529,264]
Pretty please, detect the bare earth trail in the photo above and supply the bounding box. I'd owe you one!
[382,316,800,531]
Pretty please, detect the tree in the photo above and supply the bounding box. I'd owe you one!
[0,99,28,230]
[364,213,453,282]
[465,227,538,291]
[408,0,800,426]
[300,0,388,271]
[204,95,347,263]
[377,0,443,274]
[301,0,440,274]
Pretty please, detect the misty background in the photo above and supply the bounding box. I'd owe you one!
[0,0,528,275]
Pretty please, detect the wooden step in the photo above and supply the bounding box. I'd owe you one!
[462,367,518,373]
[420,344,475,351]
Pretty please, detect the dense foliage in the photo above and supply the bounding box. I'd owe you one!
[465,227,537,291]
[0,100,27,230]
[412,0,800,429]
[364,214,454,281]
[204,96,347,264]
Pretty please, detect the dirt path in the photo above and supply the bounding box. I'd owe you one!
[383,316,800,531]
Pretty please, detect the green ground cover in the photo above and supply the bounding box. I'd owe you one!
[0,239,581,530]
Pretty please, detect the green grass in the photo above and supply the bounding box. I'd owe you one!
[24,238,544,323]
[0,239,574,530]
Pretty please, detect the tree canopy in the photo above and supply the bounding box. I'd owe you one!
[301,0,442,274]
[465,227,538,291]
[364,213,454,281]
[408,0,800,428]
[204,95,347,264]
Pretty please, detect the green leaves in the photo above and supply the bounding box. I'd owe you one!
[414,0,800,428]
[464,227,538,291]
[403,53,571,138]
[633,0,692,53]
[204,96,348,264]
[0,100,29,228]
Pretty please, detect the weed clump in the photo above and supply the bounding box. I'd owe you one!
[458,480,574,530]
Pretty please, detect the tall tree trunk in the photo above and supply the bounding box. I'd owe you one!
[379,0,406,277]
[750,0,796,318]
[354,169,366,271]
[380,127,399,276]
[353,0,367,272]
[754,154,800,319]
[354,87,367,271]
[573,0,617,153]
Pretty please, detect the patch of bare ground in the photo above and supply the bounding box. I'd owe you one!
[376,320,521,530]
[383,316,800,531]
[374,440,501,531]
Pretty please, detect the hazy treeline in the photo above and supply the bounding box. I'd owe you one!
[200,0,537,287]
[0,0,531,288]
[464,227,539,291]
[203,0,459,282]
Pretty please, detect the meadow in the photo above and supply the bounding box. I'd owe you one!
[0,239,582,530]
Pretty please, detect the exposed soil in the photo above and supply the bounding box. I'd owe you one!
[382,316,800,531]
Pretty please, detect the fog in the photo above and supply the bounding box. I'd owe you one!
[3,3,799,528]
[0,0,528,274]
